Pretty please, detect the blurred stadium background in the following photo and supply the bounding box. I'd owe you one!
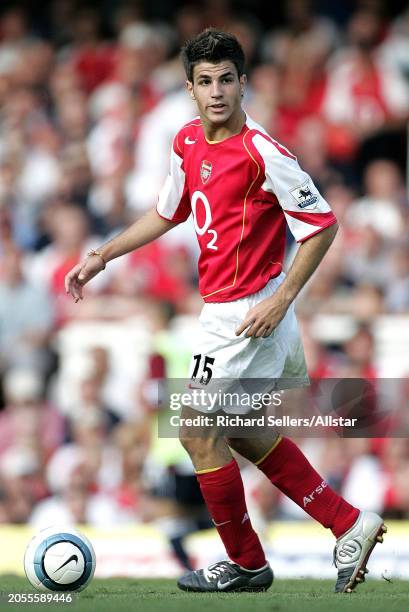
[0,0,409,579]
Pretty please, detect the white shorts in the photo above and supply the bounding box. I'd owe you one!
[186,273,309,413]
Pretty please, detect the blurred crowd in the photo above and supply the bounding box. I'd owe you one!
[1,0,409,553]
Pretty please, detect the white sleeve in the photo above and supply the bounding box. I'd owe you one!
[156,146,191,223]
[252,133,337,242]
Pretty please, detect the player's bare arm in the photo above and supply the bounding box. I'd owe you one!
[64,208,176,302]
[236,223,338,338]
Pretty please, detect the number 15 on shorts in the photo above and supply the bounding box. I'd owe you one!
[191,354,215,385]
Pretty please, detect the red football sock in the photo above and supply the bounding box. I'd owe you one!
[197,459,266,569]
[256,437,359,538]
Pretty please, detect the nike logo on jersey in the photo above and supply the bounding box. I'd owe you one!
[212,519,232,527]
[185,136,197,144]
[241,512,249,524]
[53,554,79,573]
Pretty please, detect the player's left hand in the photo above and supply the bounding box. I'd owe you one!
[235,294,290,338]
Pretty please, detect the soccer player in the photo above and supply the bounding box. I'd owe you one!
[65,29,386,594]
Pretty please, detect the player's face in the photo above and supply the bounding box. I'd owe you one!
[187,61,246,127]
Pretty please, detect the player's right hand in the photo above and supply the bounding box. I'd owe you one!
[64,256,105,303]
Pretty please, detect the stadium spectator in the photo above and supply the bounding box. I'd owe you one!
[345,159,405,240]
[323,8,409,163]
[343,225,390,290]
[0,8,30,76]
[65,8,117,94]
[27,203,107,323]
[0,367,64,458]
[261,0,338,150]
[385,246,409,313]
[0,246,54,372]
[0,444,45,523]
[379,7,409,83]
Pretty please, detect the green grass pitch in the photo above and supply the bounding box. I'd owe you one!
[1,576,408,612]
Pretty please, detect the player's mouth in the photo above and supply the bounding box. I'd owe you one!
[209,103,227,112]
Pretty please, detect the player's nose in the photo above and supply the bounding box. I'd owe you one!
[210,81,223,97]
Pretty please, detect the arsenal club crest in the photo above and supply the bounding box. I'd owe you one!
[200,160,212,184]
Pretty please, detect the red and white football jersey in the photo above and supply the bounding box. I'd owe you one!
[156,115,337,303]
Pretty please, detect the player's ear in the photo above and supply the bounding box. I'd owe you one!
[186,80,195,100]
[239,74,247,98]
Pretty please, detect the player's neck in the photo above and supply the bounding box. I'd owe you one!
[202,109,246,143]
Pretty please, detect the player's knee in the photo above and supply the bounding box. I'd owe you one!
[226,437,245,453]
[179,429,218,462]
[226,437,256,459]
[226,435,280,463]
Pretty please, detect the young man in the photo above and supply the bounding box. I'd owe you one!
[65,29,386,594]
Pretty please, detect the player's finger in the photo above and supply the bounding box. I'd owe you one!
[69,281,79,301]
[235,318,254,336]
[69,277,83,302]
[249,323,266,338]
[68,276,79,299]
[71,284,79,302]
[245,321,262,338]
[65,264,82,294]
[73,287,83,303]
[76,282,83,301]
[255,326,268,338]
[65,271,76,294]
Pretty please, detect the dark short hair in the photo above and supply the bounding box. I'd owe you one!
[181,28,245,82]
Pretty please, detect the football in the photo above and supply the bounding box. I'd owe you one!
[24,526,96,592]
